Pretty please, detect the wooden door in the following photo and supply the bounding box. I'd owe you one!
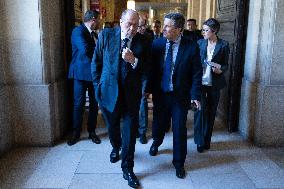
[216,0,249,132]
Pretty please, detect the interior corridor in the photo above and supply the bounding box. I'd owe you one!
[1,114,283,189]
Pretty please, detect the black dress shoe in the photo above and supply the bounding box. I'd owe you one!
[123,171,140,188]
[110,148,120,163]
[204,142,210,150]
[88,132,101,144]
[136,132,140,138]
[176,167,186,179]
[67,132,80,146]
[149,144,158,156]
[197,145,204,153]
[139,134,147,144]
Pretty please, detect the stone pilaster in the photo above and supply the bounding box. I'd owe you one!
[0,0,67,147]
[239,0,284,146]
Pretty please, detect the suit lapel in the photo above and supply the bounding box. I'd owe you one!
[201,40,208,63]
[160,38,167,70]
[130,34,139,56]
[212,38,222,59]
[113,28,121,58]
[173,37,186,73]
[110,28,121,78]
[82,24,92,39]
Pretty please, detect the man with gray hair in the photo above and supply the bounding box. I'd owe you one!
[91,9,151,188]
[147,12,202,178]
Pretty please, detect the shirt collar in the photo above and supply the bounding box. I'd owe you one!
[153,32,161,36]
[84,23,93,33]
[121,31,133,41]
[167,34,181,45]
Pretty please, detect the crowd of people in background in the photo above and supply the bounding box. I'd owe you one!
[67,9,230,188]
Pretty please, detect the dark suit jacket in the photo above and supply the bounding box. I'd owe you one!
[91,28,151,113]
[68,24,96,81]
[198,38,230,90]
[149,31,163,41]
[183,29,203,42]
[149,36,202,108]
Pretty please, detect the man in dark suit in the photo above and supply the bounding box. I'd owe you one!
[91,9,150,188]
[67,10,101,146]
[150,20,163,41]
[148,13,202,179]
[134,15,152,144]
[183,18,203,42]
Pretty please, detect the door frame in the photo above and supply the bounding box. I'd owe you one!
[227,0,250,132]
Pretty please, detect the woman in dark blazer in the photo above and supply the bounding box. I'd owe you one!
[194,18,230,153]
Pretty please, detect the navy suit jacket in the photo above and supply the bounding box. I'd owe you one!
[183,29,203,42]
[91,28,151,113]
[198,38,230,90]
[149,36,202,108]
[68,24,96,81]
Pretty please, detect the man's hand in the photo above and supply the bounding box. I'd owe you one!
[191,100,201,110]
[122,47,135,64]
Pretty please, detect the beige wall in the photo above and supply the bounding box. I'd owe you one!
[239,0,284,146]
[187,0,216,29]
[0,0,67,154]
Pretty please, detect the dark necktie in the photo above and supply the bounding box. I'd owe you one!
[91,31,95,37]
[161,41,174,92]
[91,31,97,41]
[121,38,129,52]
[120,38,130,82]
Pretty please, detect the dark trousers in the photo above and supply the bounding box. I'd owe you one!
[152,94,171,133]
[138,80,148,135]
[73,79,98,133]
[152,92,188,169]
[194,86,220,145]
[100,86,138,171]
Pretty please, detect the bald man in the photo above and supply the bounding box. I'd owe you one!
[91,9,151,188]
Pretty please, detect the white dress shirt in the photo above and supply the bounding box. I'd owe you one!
[164,35,181,91]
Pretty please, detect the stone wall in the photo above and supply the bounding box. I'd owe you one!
[239,0,284,146]
[0,0,67,153]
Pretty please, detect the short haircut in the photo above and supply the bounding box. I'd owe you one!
[154,20,161,25]
[83,10,99,22]
[187,19,197,24]
[121,9,139,22]
[164,12,185,30]
[203,18,220,34]
[139,15,146,26]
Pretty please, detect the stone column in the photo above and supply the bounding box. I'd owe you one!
[0,0,67,148]
[82,0,90,14]
[239,0,284,146]
[187,0,201,26]
[199,0,207,25]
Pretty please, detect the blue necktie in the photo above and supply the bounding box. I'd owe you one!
[161,41,174,92]
[120,38,130,82]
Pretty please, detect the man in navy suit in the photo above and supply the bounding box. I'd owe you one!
[150,20,163,40]
[67,10,101,146]
[183,18,203,42]
[91,9,150,188]
[148,13,202,179]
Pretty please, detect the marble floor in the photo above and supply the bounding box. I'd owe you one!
[0,126,284,189]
